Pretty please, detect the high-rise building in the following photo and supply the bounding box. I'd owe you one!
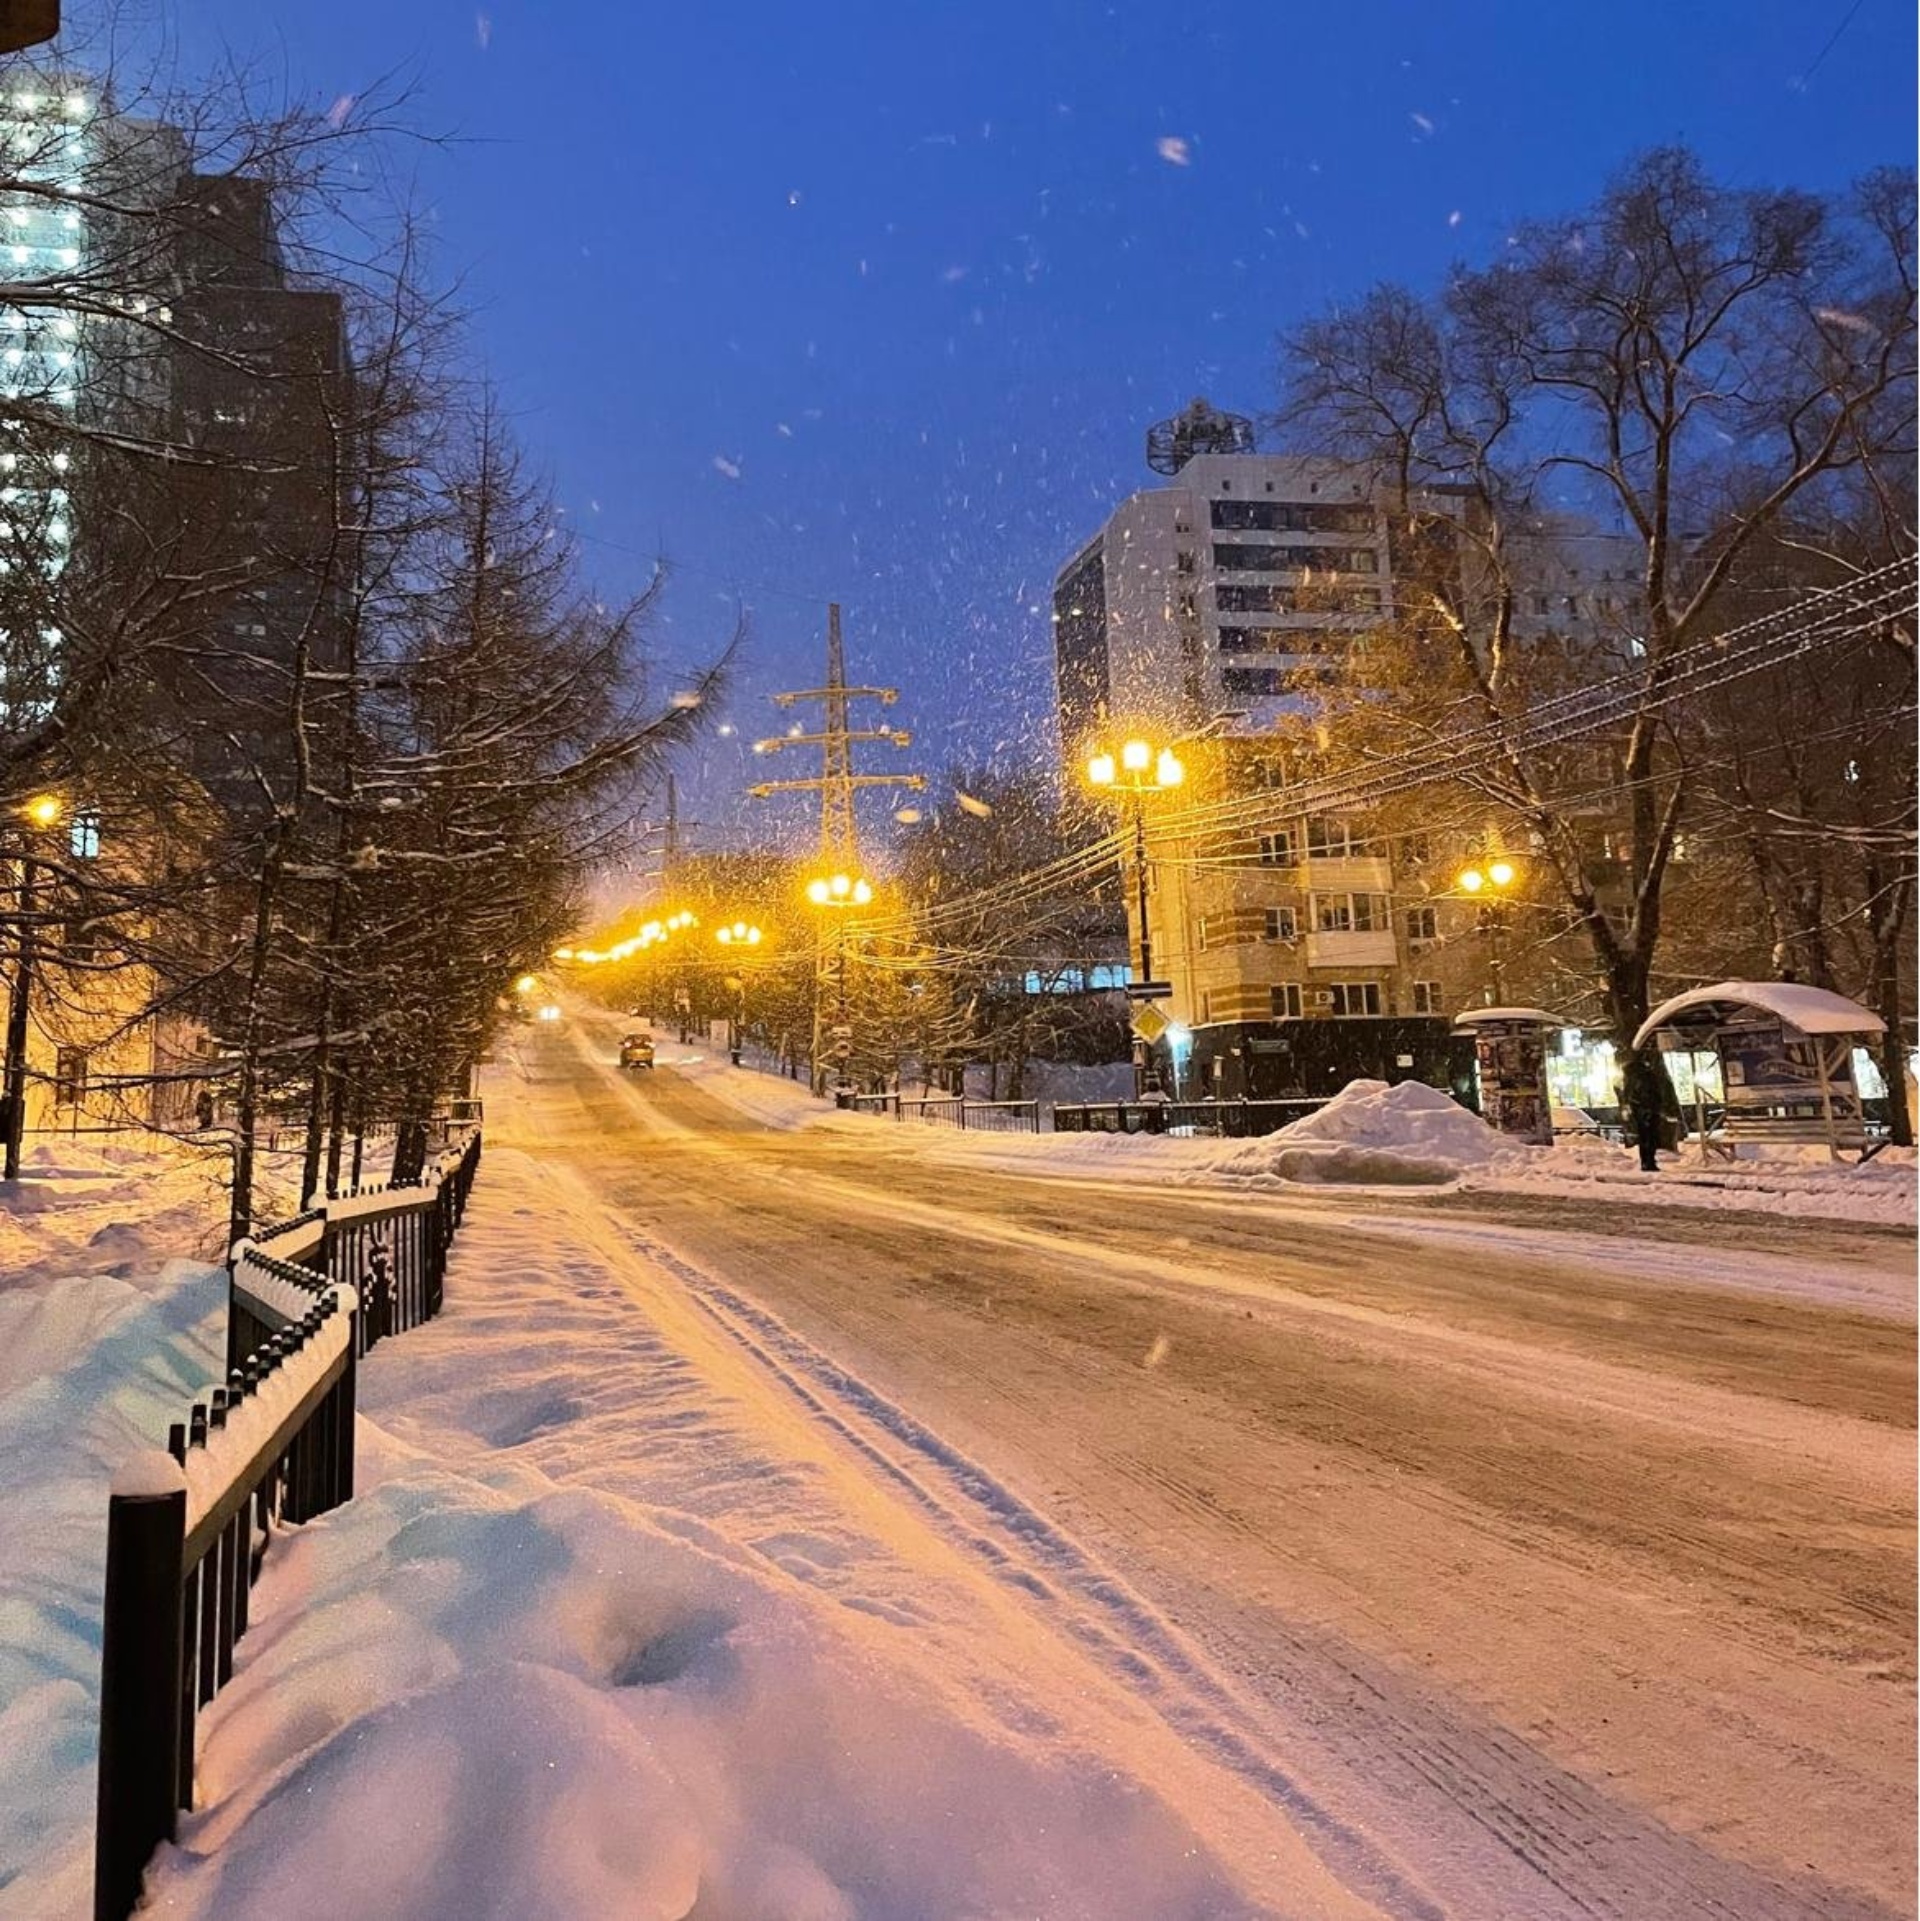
[1051,403,1643,1100]
[0,75,348,1141]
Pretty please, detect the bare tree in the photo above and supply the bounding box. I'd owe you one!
[1275,149,1916,1155]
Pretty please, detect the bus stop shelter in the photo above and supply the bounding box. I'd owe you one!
[1633,981,1886,1163]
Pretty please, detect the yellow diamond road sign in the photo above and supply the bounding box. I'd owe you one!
[1131,1001,1171,1044]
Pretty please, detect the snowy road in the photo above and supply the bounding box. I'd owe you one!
[495,1026,1914,1919]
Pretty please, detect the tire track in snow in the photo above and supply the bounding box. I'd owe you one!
[612,1220,1448,1921]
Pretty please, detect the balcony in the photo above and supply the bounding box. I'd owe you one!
[1304,855,1391,892]
[1305,929,1398,970]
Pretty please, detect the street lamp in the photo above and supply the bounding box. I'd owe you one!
[715,921,764,1064]
[4,791,65,1180]
[806,872,872,907]
[1085,738,1184,1093]
[1456,856,1520,1003]
[806,869,873,1095]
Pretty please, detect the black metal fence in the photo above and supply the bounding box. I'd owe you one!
[1053,1097,1328,1138]
[231,1131,482,1366]
[843,1091,1043,1134]
[94,1288,357,1921]
[94,1127,483,1921]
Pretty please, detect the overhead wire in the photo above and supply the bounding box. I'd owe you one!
[851,558,1916,958]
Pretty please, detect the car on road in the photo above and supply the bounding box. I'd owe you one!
[619,1033,656,1070]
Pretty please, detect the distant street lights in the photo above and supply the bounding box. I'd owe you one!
[1086,738,1183,1094]
[1457,857,1520,1004]
[4,791,64,1180]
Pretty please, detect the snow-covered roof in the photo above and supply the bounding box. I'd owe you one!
[1634,981,1885,1049]
[1452,1006,1567,1030]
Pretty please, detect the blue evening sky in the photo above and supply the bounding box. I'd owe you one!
[159,1,1912,850]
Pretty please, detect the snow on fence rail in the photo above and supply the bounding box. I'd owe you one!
[844,1091,1043,1134]
[231,1130,482,1366]
[94,1126,484,1921]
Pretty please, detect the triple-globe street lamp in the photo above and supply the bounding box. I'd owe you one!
[1085,739,1183,1093]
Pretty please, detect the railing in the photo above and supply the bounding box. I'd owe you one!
[1053,1097,1328,1138]
[94,1124,483,1921]
[230,1130,482,1366]
[843,1091,1042,1134]
[94,1287,357,1921]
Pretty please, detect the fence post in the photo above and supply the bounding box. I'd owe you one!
[334,1319,358,1506]
[94,1473,186,1921]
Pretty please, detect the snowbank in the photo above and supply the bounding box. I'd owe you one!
[146,1467,1267,1921]
[1464,1138,1917,1228]
[0,1134,297,1919]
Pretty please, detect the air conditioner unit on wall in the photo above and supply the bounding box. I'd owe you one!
[1310,989,1336,1009]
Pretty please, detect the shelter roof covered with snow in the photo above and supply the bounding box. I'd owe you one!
[1634,981,1885,1050]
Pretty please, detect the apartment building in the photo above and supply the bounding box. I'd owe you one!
[1,77,345,1141]
[1052,402,1643,1098]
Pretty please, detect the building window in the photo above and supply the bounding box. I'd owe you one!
[1271,983,1302,1019]
[1314,893,1389,933]
[1405,905,1437,943]
[1263,906,1297,942]
[1411,980,1444,1015]
[1174,548,1195,575]
[1201,991,1214,1023]
[68,808,100,859]
[1305,817,1374,860]
[53,1044,87,1107]
[1327,982,1383,1017]
[1397,833,1430,867]
[1221,666,1286,697]
[1217,626,1280,654]
[1211,500,1374,534]
[1257,831,1293,866]
[1212,543,1378,575]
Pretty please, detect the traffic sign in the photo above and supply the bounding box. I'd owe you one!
[1124,980,1173,1001]
[1130,1002,1171,1044]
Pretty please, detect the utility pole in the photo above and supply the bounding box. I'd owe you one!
[750,604,925,1093]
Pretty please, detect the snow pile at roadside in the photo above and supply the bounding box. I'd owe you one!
[145,1460,1261,1921]
[1199,1079,1503,1186]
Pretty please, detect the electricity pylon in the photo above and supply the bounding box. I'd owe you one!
[748,603,925,1089]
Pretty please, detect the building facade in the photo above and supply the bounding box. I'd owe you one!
[1051,403,1645,1100]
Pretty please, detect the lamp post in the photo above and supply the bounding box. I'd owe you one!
[1457,857,1519,1005]
[3,792,63,1180]
[806,871,871,1097]
[1086,738,1183,1094]
[715,920,763,1065]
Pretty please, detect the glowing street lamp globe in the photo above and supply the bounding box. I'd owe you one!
[1083,738,1183,794]
[22,792,61,828]
[807,872,872,907]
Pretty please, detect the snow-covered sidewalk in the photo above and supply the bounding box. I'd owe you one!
[119,1135,1375,1921]
[659,1043,1917,1234]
